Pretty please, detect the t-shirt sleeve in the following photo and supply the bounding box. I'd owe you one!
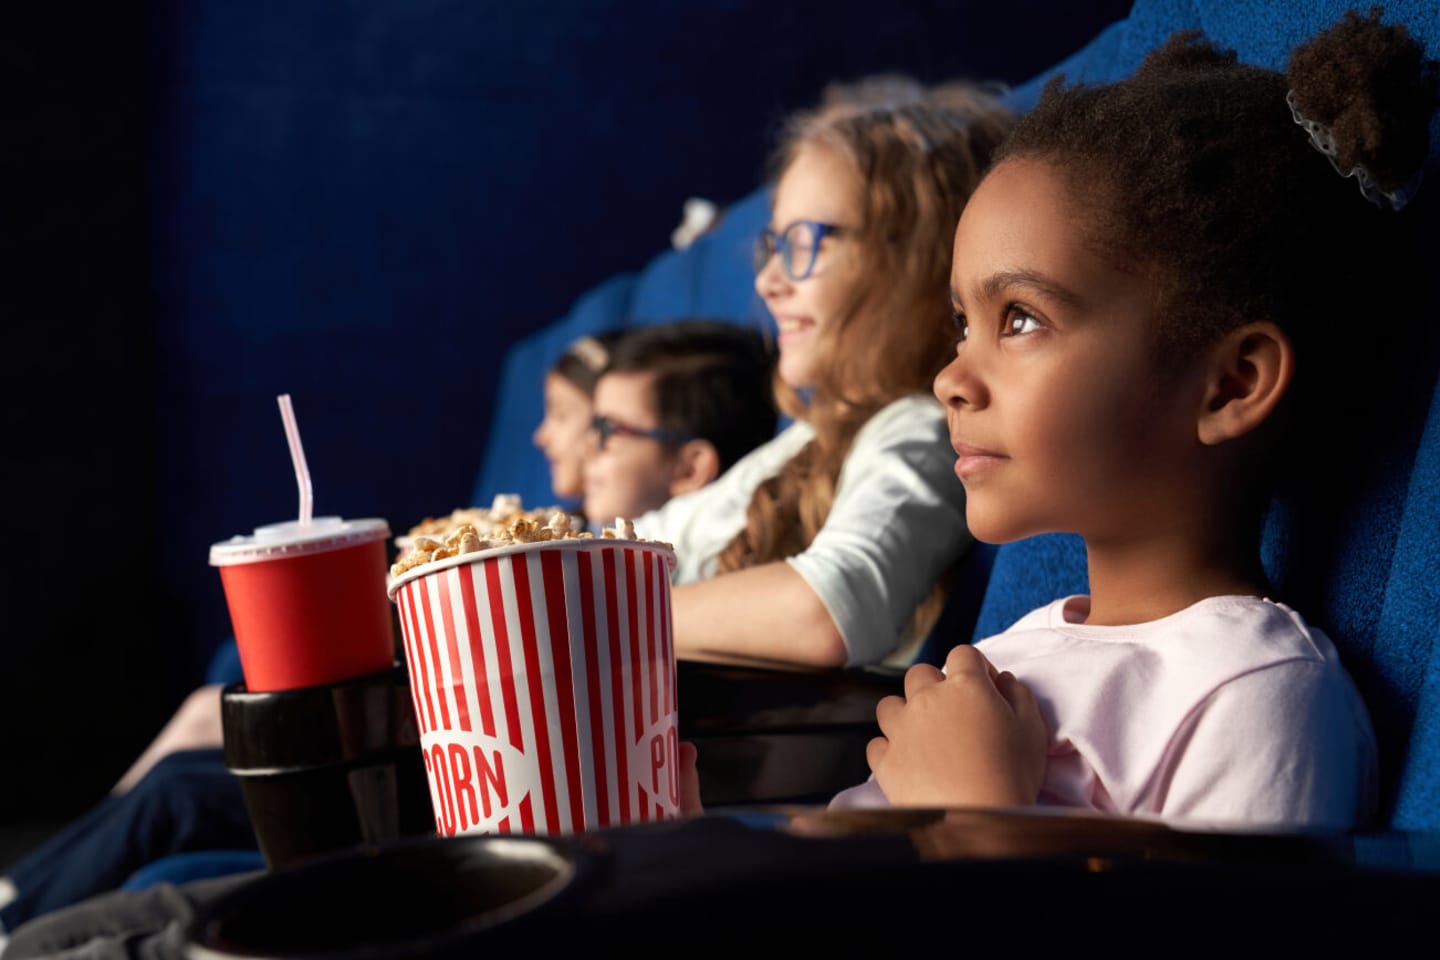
[1151,660,1377,829]
[634,426,803,585]
[786,399,971,666]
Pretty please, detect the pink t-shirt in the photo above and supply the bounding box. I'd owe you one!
[831,595,1378,828]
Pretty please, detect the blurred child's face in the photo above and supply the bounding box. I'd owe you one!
[933,159,1207,545]
[583,371,680,522]
[755,142,865,390]
[532,372,592,500]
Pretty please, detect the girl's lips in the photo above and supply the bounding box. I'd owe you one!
[774,314,813,336]
[951,441,1007,479]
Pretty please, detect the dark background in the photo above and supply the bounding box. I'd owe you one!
[3,1,1132,825]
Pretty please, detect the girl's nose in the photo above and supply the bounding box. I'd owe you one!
[532,421,547,449]
[933,347,987,411]
[754,250,792,302]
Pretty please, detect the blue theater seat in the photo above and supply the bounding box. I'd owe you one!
[470,189,772,510]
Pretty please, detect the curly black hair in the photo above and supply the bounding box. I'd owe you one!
[996,7,1438,372]
[990,7,1439,504]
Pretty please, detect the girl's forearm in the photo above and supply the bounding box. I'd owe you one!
[671,562,847,668]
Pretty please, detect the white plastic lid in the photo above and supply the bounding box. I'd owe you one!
[208,517,391,566]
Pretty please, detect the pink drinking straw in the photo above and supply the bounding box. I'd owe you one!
[277,394,314,525]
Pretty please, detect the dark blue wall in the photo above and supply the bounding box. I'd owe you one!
[6,0,1129,818]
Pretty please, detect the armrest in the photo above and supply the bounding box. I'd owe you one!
[676,660,902,806]
[676,659,902,736]
[181,808,1440,955]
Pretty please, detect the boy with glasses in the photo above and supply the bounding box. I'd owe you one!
[582,319,778,524]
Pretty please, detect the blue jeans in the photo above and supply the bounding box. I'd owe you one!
[1,749,256,932]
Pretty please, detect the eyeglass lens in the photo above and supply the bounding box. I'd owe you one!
[754,221,822,280]
[591,415,614,448]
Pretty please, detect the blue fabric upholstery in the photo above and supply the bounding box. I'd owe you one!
[970,535,1089,642]
[628,190,773,324]
[1006,18,1136,110]
[471,273,638,510]
[203,638,244,687]
[1384,382,1440,829]
[913,542,1001,668]
[1010,1,1440,157]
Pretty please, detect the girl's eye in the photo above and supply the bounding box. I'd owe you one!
[1006,307,1042,336]
[951,311,969,343]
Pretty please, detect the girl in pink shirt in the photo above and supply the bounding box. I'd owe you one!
[836,9,1438,827]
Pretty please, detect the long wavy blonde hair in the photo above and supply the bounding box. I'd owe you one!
[715,79,1014,605]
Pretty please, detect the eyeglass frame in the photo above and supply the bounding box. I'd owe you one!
[754,219,849,281]
[590,414,695,450]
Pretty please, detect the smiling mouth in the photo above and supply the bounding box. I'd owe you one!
[775,315,812,335]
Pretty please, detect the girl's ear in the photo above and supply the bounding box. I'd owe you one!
[668,439,721,497]
[1196,321,1295,446]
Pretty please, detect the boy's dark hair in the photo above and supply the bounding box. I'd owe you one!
[603,320,778,473]
[994,6,1439,484]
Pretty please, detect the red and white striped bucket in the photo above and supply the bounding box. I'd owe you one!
[387,538,679,837]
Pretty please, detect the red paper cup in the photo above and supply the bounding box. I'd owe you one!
[388,538,679,837]
[210,518,395,692]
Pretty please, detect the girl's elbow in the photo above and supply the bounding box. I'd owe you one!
[802,605,849,667]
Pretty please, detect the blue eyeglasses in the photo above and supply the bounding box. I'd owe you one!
[591,415,694,450]
[754,220,848,281]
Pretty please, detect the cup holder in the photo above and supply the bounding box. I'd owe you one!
[186,834,587,958]
[220,665,435,868]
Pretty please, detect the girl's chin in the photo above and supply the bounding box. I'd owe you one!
[777,357,818,390]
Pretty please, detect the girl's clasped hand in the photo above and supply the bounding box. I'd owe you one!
[868,645,1047,809]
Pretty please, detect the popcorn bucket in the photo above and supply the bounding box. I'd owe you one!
[387,538,680,836]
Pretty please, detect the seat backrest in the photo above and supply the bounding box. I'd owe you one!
[968,0,1440,830]
[1377,378,1440,829]
[472,185,771,509]
[470,272,638,509]
[471,190,771,509]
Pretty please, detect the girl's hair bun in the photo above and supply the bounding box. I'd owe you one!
[1286,6,1440,193]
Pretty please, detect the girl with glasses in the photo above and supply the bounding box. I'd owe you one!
[635,78,1015,668]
